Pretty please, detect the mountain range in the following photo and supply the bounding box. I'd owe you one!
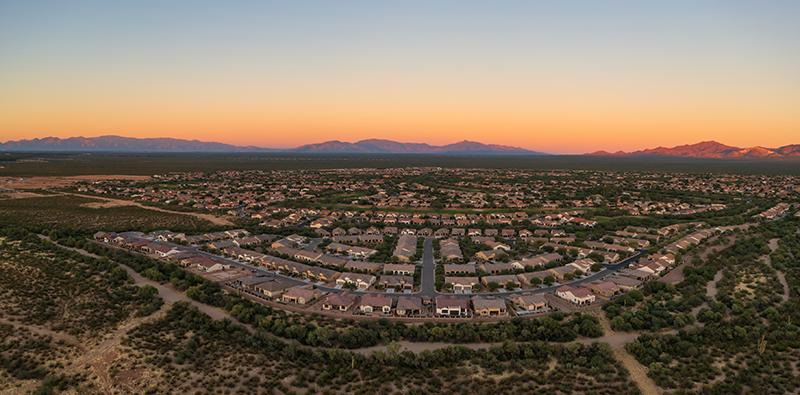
[0,136,542,155]
[3,136,800,159]
[586,141,800,159]
[290,139,543,154]
[0,136,280,152]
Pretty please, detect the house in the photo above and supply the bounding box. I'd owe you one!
[359,234,384,244]
[418,228,433,237]
[609,276,644,291]
[230,275,269,291]
[567,258,595,273]
[336,273,377,289]
[393,234,418,262]
[616,268,653,281]
[378,275,414,290]
[325,242,349,253]
[273,246,300,257]
[344,260,382,273]
[331,227,346,236]
[472,236,494,244]
[510,294,549,312]
[586,281,621,297]
[315,228,331,238]
[347,247,378,259]
[197,260,231,272]
[475,249,504,261]
[478,262,516,275]
[556,285,596,305]
[207,240,236,250]
[444,264,476,275]
[517,271,551,285]
[311,253,343,266]
[444,276,480,291]
[435,296,469,316]
[472,297,508,316]
[434,228,451,238]
[383,264,416,276]
[481,275,520,289]
[440,239,464,262]
[281,285,321,305]
[306,266,340,283]
[294,250,322,263]
[547,266,576,281]
[382,226,398,235]
[253,280,293,298]
[360,294,392,314]
[596,250,620,263]
[333,235,360,244]
[259,255,287,270]
[271,237,297,249]
[395,297,423,316]
[93,231,115,241]
[500,229,516,238]
[323,292,357,311]
[485,241,511,251]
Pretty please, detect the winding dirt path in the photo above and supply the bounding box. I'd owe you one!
[64,192,234,226]
[0,318,86,352]
[614,347,660,395]
[766,238,790,304]
[37,235,253,330]
[9,305,170,395]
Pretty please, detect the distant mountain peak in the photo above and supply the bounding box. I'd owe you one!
[585,141,800,159]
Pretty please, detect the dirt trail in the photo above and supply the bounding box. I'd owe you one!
[9,305,170,395]
[765,238,790,304]
[38,235,253,330]
[353,329,680,356]
[0,317,86,352]
[614,347,661,395]
[768,238,780,253]
[64,192,234,226]
[691,270,723,321]
[777,271,791,304]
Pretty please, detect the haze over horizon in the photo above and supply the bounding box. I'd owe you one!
[2,1,799,154]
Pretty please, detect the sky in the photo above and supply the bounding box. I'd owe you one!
[1,1,799,154]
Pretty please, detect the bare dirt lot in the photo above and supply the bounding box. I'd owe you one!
[66,192,234,226]
[2,175,152,190]
[0,192,49,199]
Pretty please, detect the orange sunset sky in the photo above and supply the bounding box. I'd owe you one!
[1,2,799,154]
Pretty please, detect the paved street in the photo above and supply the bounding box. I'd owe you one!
[304,237,322,252]
[419,237,437,296]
